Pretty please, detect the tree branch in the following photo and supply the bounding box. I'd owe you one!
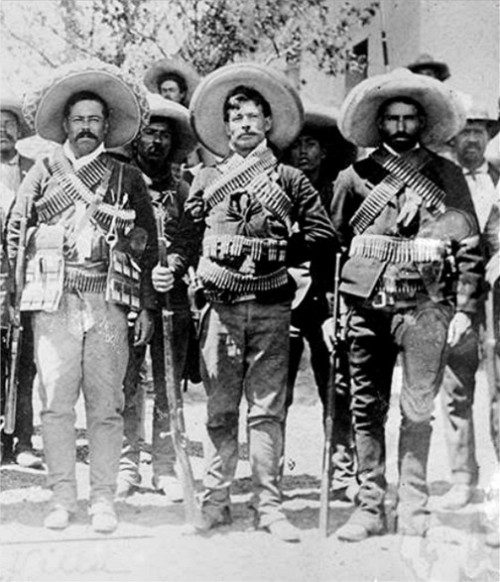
[3,26,59,68]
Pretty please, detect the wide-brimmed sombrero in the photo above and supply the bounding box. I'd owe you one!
[407,54,451,82]
[146,93,198,161]
[1,91,33,138]
[456,94,500,140]
[298,101,357,169]
[23,59,149,148]
[190,62,304,157]
[144,59,201,105]
[339,68,466,148]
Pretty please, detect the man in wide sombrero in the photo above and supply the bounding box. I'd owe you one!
[7,60,158,533]
[155,62,335,541]
[323,69,482,541]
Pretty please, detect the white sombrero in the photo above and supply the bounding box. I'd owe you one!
[189,62,304,157]
[144,58,201,105]
[146,93,198,161]
[23,59,149,148]
[456,94,500,139]
[1,91,33,138]
[339,68,466,148]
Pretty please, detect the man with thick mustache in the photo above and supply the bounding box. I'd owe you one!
[438,101,500,510]
[0,93,42,469]
[116,93,199,500]
[7,61,157,533]
[324,69,482,541]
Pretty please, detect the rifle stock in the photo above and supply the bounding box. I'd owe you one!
[157,218,203,530]
[4,195,31,435]
[319,252,342,537]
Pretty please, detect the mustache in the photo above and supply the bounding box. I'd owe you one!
[76,130,98,140]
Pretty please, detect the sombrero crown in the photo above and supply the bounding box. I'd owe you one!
[23,59,150,148]
[146,93,198,161]
[339,68,466,148]
[189,62,304,157]
[1,89,33,138]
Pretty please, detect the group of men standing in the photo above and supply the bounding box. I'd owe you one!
[0,52,498,548]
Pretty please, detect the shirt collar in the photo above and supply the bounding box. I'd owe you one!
[462,160,489,175]
[382,142,421,157]
[63,140,105,170]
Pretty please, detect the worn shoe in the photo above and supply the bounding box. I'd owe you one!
[200,505,232,531]
[44,507,72,530]
[336,513,386,542]
[116,476,139,499]
[266,519,301,543]
[439,484,474,510]
[16,449,43,470]
[90,502,118,534]
[152,475,183,503]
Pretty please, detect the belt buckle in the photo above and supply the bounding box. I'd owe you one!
[371,290,387,309]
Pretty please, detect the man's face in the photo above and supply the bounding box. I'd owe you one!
[289,133,325,175]
[0,110,20,156]
[378,101,424,153]
[225,100,272,156]
[136,118,173,165]
[454,121,489,169]
[160,80,185,104]
[63,99,108,158]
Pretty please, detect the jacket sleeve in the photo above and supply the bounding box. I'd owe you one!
[127,166,158,311]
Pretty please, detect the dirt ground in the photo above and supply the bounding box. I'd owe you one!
[1,355,499,582]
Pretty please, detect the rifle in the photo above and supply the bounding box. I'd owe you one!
[484,282,499,399]
[157,216,204,531]
[3,194,31,435]
[319,251,343,537]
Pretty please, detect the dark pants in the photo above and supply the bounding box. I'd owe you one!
[120,309,191,481]
[347,299,452,534]
[287,291,355,488]
[1,313,36,458]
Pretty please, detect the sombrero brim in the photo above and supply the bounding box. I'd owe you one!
[1,98,33,138]
[408,61,450,81]
[190,62,304,157]
[339,69,466,148]
[146,94,198,162]
[31,69,145,148]
[144,59,201,104]
[467,118,500,139]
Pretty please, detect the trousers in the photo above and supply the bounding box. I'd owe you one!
[120,309,191,483]
[33,292,128,511]
[346,299,453,534]
[200,300,290,527]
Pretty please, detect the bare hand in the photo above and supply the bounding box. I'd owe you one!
[134,309,154,346]
[152,265,175,293]
[322,317,336,352]
[447,312,472,347]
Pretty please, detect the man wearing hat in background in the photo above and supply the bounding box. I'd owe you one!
[144,58,200,108]
[439,100,500,510]
[407,53,451,82]
[324,68,482,541]
[285,103,358,501]
[156,62,335,542]
[0,92,41,469]
[7,60,157,533]
[116,93,199,501]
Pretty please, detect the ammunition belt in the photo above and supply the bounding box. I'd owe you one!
[250,175,292,225]
[204,149,276,212]
[64,266,108,293]
[350,235,446,264]
[197,256,288,294]
[203,235,287,263]
[350,151,446,235]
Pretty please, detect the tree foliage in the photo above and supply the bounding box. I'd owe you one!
[0,0,378,92]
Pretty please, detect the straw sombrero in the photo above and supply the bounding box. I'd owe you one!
[145,93,198,162]
[458,95,500,139]
[407,54,450,82]
[1,91,33,138]
[299,101,357,169]
[339,68,466,148]
[144,59,201,105]
[190,62,304,157]
[23,59,149,148]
